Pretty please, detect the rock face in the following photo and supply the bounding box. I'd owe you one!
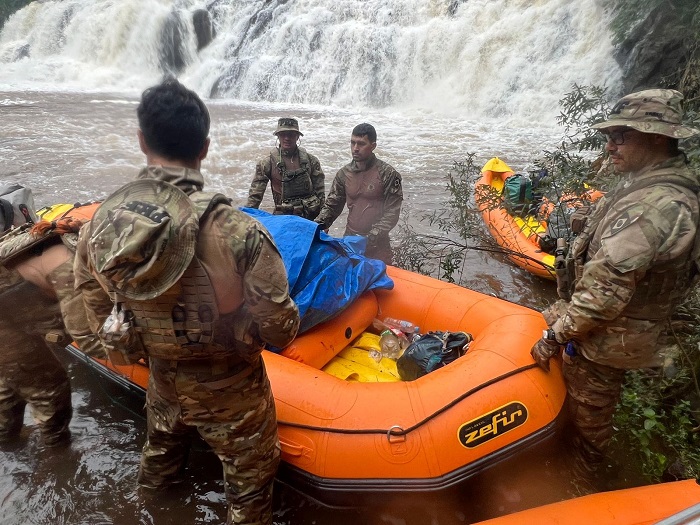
[159,12,187,74]
[615,6,696,95]
[193,9,215,51]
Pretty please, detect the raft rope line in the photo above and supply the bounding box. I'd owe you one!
[277,363,538,437]
[67,343,541,436]
[468,244,555,271]
[69,347,148,422]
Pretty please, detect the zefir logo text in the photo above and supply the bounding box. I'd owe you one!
[458,402,528,448]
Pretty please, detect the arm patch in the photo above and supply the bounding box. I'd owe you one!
[601,218,655,273]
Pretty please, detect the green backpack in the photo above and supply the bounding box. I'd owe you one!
[502,174,533,217]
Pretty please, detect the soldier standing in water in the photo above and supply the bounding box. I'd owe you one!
[246,117,326,220]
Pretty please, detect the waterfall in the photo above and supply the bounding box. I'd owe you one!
[0,0,621,119]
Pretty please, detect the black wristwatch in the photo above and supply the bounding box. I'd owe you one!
[542,328,559,344]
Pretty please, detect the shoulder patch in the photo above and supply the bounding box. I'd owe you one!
[601,219,655,272]
[606,210,640,237]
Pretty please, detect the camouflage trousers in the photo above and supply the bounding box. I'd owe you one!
[140,355,281,525]
[0,281,72,445]
[562,353,626,481]
[0,336,72,445]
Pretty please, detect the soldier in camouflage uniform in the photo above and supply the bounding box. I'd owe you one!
[73,79,300,525]
[530,89,700,489]
[246,117,325,220]
[315,123,403,264]
[0,207,106,447]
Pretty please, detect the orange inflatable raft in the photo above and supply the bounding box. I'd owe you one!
[476,157,601,280]
[473,478,700,525]
[67,264,567,507]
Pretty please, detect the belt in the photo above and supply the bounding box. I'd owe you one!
[151,354,250,376]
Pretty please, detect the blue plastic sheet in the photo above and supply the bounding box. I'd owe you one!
[241,208,394,333]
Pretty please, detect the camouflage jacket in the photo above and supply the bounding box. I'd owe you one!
[548,154,700,368]
[315,153,403,237]
[246,147,325,211]
[74,166,300,357]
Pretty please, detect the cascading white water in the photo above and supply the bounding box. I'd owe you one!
[0,0,621,119]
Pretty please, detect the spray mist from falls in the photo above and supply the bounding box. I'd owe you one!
[0,0,621,119]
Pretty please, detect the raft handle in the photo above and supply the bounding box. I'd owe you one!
[386,425,406,443]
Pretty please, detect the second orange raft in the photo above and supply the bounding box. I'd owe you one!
[476,157,602,280]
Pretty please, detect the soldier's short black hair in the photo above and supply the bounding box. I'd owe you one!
[352,123,377,143]
[137,77,210,162]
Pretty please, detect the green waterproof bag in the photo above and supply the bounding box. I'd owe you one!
[502,174,533,217]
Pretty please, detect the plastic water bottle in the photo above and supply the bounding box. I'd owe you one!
[372,318,392,333]
[382,317,419,333]
[382,317,420,339]
[379,330,402,360]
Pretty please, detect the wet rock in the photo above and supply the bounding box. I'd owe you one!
[448,0,467,17]
[14,43,29,60]
[615,7,693,94]
[193,9,215,51]
[159,12,186,74]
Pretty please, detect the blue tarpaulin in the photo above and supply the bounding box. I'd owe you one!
[241,208,394,333]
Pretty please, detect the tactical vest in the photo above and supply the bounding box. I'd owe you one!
[269,148,315,204]
[0,223,50,269]
[120,191,245,361]
[0,222,78,269]
[344,164,384,235]
[559,169,700,320]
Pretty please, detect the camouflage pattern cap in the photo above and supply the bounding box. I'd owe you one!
[273,117,303,136]
[592,89,700,138]
[87,179,198,301]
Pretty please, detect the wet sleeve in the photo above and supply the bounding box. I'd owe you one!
[52,257,108,358]
[241,227,300,348]
[73,227,114,336]
[315,169,347,229]
[309,153,326,205]
[551,251,637,341]
[372,168,403,236]
[245,160,270,209]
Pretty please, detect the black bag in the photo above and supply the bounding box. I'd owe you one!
[397,331,472,381]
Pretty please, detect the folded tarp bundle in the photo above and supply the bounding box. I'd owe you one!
[241,208,394,334]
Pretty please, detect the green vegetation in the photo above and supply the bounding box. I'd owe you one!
[393,156,491,285]
[0,0,32,27]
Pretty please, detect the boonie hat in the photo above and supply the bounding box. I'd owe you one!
[273,117,303,136]
[87,179,198,301]
[592,89,700,139]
